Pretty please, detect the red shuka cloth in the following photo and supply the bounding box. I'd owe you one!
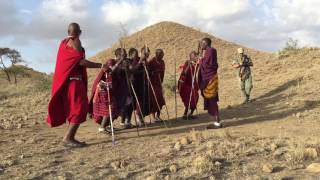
[88,59,119,124]
[46,38,88,127]
[147,57,166,113]
[178,61,199,109]
[198,47,219,116]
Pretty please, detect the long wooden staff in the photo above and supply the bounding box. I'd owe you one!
[158,74,170,122]
[174,46,178,120]
[105,72,115,145]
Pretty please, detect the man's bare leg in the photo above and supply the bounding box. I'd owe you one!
[182,108,188,119]
[101,116,109,128]
[136,112,145,127]
[154,111,162,122]
[151,113,156,121]
[188,109,196,119]
[156,110,161,119]
[63,124,86,146]
[99,116,111,134]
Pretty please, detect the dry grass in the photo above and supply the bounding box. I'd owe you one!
[191,154,215,175]
[188,129,203,144]
[287,146,318,165]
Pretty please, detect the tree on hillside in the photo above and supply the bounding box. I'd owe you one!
[0,48,26,84]
[284,38,299,51]
[7,49,25,84]
[0,48,11,82]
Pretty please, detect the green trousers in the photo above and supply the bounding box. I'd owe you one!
[240,75,253,100]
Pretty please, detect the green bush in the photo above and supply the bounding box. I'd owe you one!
[163,74,177,97]
[278,38,300,59]
[284,38,299,51]
[34,77,52,92]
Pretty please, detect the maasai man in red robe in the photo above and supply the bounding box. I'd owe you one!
[89,48,131,131]
[89,59,120,134]
[113,49,134,129]
[147,49,166,122]
[178,51,199,119]
[46,23,107,147]
[128,48,150,127]
[198,38,222,129]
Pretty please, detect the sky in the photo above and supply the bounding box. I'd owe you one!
[1,0,320,73]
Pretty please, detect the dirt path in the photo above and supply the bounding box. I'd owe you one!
[1,93,320,179]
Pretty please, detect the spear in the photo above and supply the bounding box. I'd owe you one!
[174,45,177,120]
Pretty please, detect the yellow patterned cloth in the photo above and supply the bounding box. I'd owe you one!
[203,74,219,99]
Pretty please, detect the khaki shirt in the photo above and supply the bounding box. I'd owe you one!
[232,54,253,81]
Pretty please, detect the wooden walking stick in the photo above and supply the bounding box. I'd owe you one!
[174,45,178,120]
[105,72,115,145]
[124,65,140,135]
[158,74,170,122]
[129,79,147,128]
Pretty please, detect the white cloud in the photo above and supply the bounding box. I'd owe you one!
[99,0,320,51]
[263,0,320,47]
[102,1,142,25]
[20,9,32,15]
[39,0,89,22]
[2,0,320,73]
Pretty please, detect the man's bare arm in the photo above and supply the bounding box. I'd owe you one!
[79,59,103,68]
[232,64,240,68]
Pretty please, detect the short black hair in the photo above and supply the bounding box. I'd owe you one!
[68,22,81,35]
[156,49,164,54]
[115,48,126,56]
[128,48,138,56]
[202,37,212,47]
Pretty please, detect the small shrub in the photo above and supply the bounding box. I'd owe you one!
[278,38,300,59]
[192,154,214,175]
[163,74,177,97]
[284,38,299,51]
[34,77,52,92]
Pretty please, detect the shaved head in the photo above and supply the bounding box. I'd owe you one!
[155,49,164,60]
[189,50,197,61]
[201,37,212,49]
[68,22,81,37]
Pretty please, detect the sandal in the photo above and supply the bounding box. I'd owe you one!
[62,140,86,148]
